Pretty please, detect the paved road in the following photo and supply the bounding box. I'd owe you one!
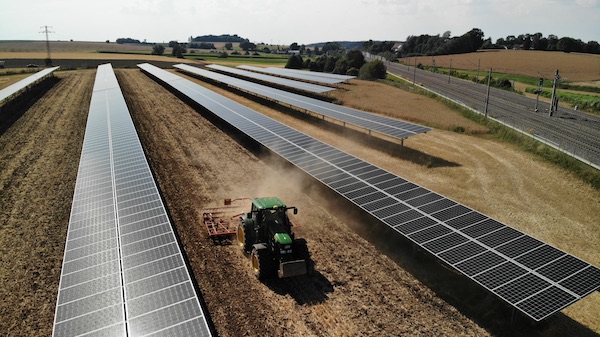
[373,56,600,168]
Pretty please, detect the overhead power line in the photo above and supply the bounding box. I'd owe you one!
[39,25,54,65]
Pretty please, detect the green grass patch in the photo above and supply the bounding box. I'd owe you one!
[525,88,600,114]
[420,65,600,94]
[558,83,600,94]
[384,73,600,190]
[184,52,288,65]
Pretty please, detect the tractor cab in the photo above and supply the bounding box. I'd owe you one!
[249,197,297,242]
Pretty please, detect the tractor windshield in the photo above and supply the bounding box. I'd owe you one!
[262,208,288,232]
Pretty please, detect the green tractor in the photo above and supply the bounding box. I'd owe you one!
[236,197,311,279]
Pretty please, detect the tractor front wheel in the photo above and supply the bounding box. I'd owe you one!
[251,246,277,280]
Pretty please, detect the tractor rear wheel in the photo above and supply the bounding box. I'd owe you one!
[251,246,277,280]
[237,220,254,253]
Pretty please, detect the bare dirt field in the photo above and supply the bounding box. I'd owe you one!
[403,50,600,82]
[1,66,599,337]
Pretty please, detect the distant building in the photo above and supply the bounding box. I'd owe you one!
[392,42,404,52]
[287,50,301,55]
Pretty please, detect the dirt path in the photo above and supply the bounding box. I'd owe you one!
[0,70,92,336]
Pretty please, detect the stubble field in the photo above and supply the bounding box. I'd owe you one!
[403,49,600,84]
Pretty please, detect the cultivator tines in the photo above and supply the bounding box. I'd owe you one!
[201,198,251,244]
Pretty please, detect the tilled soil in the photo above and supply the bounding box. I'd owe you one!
[1,68,598,336]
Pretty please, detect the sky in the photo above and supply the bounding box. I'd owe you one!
[1,0,599,45]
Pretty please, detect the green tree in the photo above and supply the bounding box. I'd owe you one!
[285,54,303,69]
[322,42,341,54]
[358,60,386,80]
[344,49,365,69]
[224,42,233,50]
[240,40,256,51]
[557,37,584,52]
[333,59,348,75]
[323,56,337,73]
[151,44,165,55]
[171,43,186,58]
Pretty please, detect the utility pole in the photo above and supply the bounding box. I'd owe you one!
[413,57,417,84]
[548,69,560,117]
[40,25,54,66]
[448,58,452,84]
[484,68,492,117]
[534,77,543,112]
[476,59,480,83]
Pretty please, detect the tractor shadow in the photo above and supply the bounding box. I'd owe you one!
[263,270,334,306]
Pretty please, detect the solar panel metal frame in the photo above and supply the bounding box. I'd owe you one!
[237,65,346,85]
[205,64,335,93]
[175,64,430,142]
[53,64,212,337]
[0,66,60,103]
[265,66,356,81]
[140,62,600,322]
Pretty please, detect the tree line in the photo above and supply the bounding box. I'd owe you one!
[190,34,246,43]
[398,29,485,57]
[485,33,599,54]
[285,50,386,80]
[393,29,599,57]
[116,38,141,44]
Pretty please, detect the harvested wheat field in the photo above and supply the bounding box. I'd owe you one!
[403,49,600,82]
[0,67,598,337]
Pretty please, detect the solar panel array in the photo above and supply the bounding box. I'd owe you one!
[140,62,600,322]
[260,66,356,81]
[175,64,430,141]
[205,64,334,93]
[237,65,346,85]
[53,64,212,337]
[0,66,60,103]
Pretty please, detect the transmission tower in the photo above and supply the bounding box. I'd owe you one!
[40,26,54,66]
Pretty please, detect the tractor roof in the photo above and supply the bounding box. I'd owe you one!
[253,197,286,210]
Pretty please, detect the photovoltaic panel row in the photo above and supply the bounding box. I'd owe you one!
[53,63,212,337]
[0,66,60,103]
[237,65,345,85]
[139,62,600,322]
[175,64,430,141]
[262,66,356,81]
[205,64,334,94]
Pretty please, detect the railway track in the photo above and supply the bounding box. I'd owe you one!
[380,59,600,168]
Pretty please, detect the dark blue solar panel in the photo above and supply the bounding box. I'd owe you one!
[139,62,600,322]
[175,64,430,142]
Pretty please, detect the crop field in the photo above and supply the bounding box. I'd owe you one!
[401,50,600,84]
[1,45,599,336]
